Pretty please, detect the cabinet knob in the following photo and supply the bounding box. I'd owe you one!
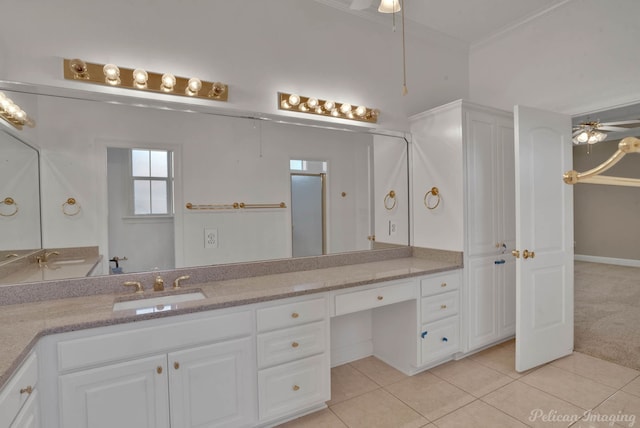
[292,385,300,391]
[174,362,180,370]
[440,304,447,309]
[291,341,299,348]
[377,296,384,301]
[20,386,33,395]
[291,312,299,319]
[440,282,447,288]
[442,337,448,342]
[157,366,163,374]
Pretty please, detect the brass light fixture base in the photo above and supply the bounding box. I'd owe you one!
[278,92,378,124]
[63,59,228,102]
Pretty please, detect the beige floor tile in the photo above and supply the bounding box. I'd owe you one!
[483,380,584,427]
[330,388,428,428]
[429,357,513,397]
[327,364,379,406]
[350,356,408,386]
[591,391,640,428]
[385,371,476,421]
[432,400,527,428]
[622,376,640,398]
[470,343,530,379]
[550,352,640,389]
[278,409,348,427]
[520,365,616,410]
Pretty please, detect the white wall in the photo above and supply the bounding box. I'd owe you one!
[470,0,640,115]
[0,0,469,132]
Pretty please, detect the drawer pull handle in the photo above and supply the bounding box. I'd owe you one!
[377,296,384,301]
[157,366,163,374]
[291,312,299,319]
[174,362,180,370]
[20,386,33,395]
[440,304,447,309]
[442,337,448,342]
[292,385,300,391]
[441,282,447,287]
[421,331,428,339]
[291,341,299,348]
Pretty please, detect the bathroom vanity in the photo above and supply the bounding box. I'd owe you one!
[0,251,463,428]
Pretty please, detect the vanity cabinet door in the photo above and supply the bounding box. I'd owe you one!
[168,337,256,428]
[10,390,40,428]
[59,355,170,428]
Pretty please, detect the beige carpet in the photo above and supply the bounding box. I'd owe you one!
[574,261,640,370]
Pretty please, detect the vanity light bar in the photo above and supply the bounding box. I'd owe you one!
[63,59,228,102]
[0,92,34,130]
[278,92,379,124]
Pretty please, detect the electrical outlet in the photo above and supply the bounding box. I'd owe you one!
[389,221,398,236]
[204,228,218,249]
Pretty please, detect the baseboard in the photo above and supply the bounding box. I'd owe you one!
[330,340,373,367]
[575,254,640,268]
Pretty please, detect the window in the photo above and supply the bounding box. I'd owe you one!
[130,149,173,215]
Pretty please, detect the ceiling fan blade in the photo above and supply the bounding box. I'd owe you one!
[598,125,638,132]
[599,120,640,129]
[349,0,374,10]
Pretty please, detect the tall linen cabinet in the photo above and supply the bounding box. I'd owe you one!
[410,100,515,353]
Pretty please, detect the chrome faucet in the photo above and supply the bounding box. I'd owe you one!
[37,251,60,266]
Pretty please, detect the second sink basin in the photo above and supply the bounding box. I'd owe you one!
[113,290,206,312]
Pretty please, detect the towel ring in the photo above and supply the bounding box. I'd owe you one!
[424,187,441,210]
[62,198,81,216]
[384,190,397,210]
[0,197,18,217]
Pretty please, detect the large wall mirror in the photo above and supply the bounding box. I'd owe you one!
[0,84,409,284]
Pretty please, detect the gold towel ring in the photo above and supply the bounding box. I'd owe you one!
[0,197,18,217]
[424,187,441,210]
[62,198,81,216]
[384,190,397,210]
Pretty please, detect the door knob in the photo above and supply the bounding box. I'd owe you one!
[523,249,535,259]
[511,250,520,258]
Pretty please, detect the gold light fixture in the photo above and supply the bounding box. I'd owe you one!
[63,59,228,102]
[278,92,378,123]
[0,92,34,130]
[572,122,608,145]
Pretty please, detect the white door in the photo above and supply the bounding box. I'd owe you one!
[514,105,573,372]
[168,337,256,428]
[291,174,325,257]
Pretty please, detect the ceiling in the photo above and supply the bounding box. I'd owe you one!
[316,0,569,45]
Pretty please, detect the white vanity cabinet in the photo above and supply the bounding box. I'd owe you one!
[411,100,515,353]
[256,297,330,424]
[0,352,40,428]
[51,310,257,428]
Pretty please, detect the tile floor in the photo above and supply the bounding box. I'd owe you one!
[279,340,640,428]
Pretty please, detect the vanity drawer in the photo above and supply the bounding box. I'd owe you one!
[257,321,326,369]
[420,317,460,365]
[258,354,328,421]
[257,298,326,333]
[421,290,460,323]
[334,281,417,316]
[0,352,38,428]
[421,271,461,297]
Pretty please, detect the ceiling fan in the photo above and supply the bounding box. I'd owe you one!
[572,119,640,145]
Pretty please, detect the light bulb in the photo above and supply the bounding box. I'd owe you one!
[288,94,300,106]
[307,97,318,108]
[103,64,120,85]
[347,111,354,119]
[209,82,226,97]
[132,69,148,86]
[378,0,401,13]
[6,102,18,117]
[315,106,324,114]
[69,59,88,78]
[14,109,27,122]
[186,78,202,95]
[281,99,291,109]
[299,103,309,112]
[331,108,339,117]
[576,131,589,143]
[324,100,335,111]
[355,106,367,117]
[161,73,176,91]
[339,103,352,114]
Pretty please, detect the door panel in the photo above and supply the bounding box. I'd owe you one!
[291,174,325,257]
[514,105,573,372]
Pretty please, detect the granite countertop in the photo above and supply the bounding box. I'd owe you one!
[0,253,461,391]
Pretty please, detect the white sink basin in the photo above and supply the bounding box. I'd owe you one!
[113,291,206,313]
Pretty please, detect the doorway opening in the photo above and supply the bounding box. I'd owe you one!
[290,159,327,258]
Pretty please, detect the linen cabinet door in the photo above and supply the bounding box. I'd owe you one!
[498,256,516,336]
[168,337,257,428]
[467,256,499,350]
[59,355,169,428]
